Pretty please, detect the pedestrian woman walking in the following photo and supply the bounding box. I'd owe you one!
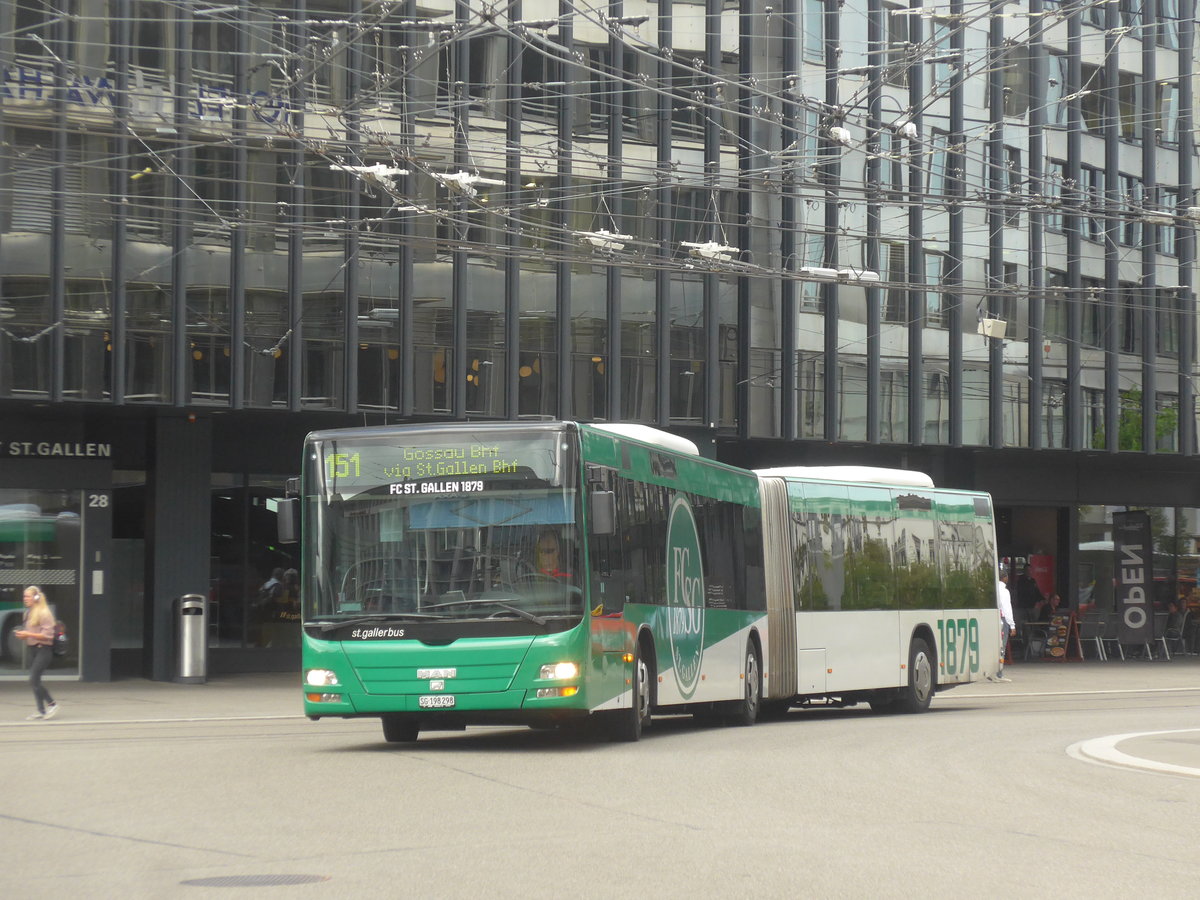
[13,585,58,720]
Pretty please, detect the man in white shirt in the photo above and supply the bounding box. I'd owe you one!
[991,572,1015,682]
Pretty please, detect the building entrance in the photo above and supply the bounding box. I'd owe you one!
[0,487,86,678]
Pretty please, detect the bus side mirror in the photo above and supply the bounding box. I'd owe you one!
[590,490,616,536]
[277,497,300,544]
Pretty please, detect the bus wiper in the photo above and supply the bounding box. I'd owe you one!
[311,614,441,633]
[421,597,547,626]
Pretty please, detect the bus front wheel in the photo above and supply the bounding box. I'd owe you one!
[896,637,935,713]
[610,645,652,742]
[381,715,420,743]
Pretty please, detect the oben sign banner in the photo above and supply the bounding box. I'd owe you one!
[1112,510,1153,645]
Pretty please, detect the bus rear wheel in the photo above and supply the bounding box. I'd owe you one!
[896,637,935,713]
[727,641,762,726]
[381,715,420,743]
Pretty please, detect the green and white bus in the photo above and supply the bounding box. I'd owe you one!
[294,422,999,742]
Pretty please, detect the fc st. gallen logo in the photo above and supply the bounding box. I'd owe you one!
[666,495,705,699]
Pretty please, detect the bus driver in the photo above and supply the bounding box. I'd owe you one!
[534,529,572,579]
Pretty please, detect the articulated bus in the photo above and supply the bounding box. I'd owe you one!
[294,422,999,742]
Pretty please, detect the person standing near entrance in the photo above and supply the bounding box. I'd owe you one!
[13,585,58,720]
[990,572,1015,683]
[1013,564,1044,629]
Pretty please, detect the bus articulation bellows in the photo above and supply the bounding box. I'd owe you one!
[288,421,1000,742]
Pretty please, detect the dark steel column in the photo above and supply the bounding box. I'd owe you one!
[905,4,924,446]
[1026,0,1046,448]
[49,7,67,400]
[170,5,194,407]
[228,0,248,410]
[864,0,883,445]
[822,0,840,442]
[735,0,753,439]
[505,2,523,419]
[705,0,724,432]
[342,0,364,414]
[656,2,673,427]
[1065,10,1083,448]
[145,417,213,681]
[398,2,417,416]
[450,0,470,418]
[1102,0,1120,451]
[987,3,1004,449]
[285,3,306,412]
[1178,3,1196,455]
[110,0,132,404]
[947,0,965,445]
[1140,2,1158,453]
[555,0,575,420]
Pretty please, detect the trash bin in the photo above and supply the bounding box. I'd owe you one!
[175,594,208,684]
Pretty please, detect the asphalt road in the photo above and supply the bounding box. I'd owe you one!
[2,662,1199,898]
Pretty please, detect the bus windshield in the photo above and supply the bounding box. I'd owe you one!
[302,427,583,630]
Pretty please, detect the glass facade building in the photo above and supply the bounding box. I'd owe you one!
[1,0,1199,679]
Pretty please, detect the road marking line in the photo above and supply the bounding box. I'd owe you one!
[0,714,306,728]
[1067,729,1200,779]
[951,686,1200,699]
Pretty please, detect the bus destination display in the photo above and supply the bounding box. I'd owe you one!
[320,440,549,497]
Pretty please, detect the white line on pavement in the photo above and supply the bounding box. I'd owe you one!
[951,686,1200,699]
[0,714,306,728]
[1067,729,1200,779]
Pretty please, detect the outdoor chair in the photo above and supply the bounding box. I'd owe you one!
[1077,611,1106,661]
[1145,611,1171,661]
[1164,609,1190,657]
[1023,622,1048,660]
[1100,616,1126,661]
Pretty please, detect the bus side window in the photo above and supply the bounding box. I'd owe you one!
[741,504,767,612]
[587,473,625,614]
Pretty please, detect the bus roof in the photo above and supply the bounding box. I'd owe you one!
[754,466,936,488]
[588,423,700,457]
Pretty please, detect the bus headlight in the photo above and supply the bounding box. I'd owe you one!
[305,668,340,687]
[539,662,579,680]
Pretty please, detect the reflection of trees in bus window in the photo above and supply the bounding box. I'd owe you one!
[789,508,811,611]
[894,491,940,609]
[938,495,994,610]
[804,484,848,611]
[844,487,896,610]
[940,518,976,610]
